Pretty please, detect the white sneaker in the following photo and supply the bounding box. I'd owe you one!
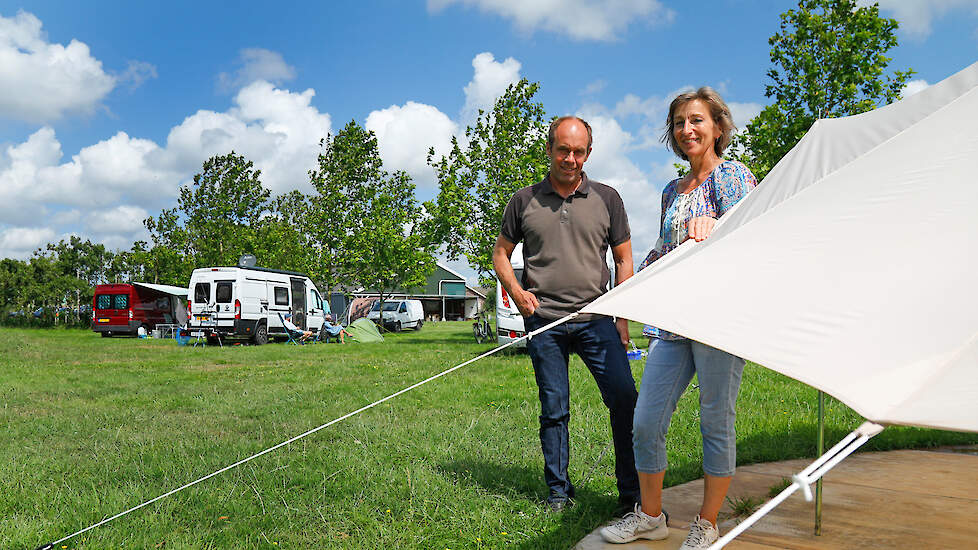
[679,515,719,549]
[599,503,668,543]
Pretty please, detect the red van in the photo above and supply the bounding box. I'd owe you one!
[91,283,187,337]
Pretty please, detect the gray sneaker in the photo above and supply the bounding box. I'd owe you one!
[599,503,668,543]
[679,515,719,549]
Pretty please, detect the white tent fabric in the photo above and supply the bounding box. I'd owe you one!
[583,61,978,434]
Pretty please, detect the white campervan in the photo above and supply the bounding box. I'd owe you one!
[496,243,617,347]
[496,243,527,347]
[186,266,328,344]
[366,299,424,332]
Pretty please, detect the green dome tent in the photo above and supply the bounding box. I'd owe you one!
[346,318,384,343]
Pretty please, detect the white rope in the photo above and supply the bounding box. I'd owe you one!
[39,312,580,549]
[706,421,884,550]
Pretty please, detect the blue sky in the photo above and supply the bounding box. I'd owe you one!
[1,0,976,280]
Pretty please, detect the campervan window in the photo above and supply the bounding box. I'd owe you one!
[96,295,112,309]
[215,281,232,303]
[274,287,289,306]
[113,294,129,309]
[194,283,210,303]
[310,289,322,310]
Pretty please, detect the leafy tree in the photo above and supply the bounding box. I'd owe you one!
[308,121,436,322]
[182,152,271,266]
[347,169,436,325]
[106,246,137,283]
[2,240,110,327]
[19,253,58,325]
[143,208,195,284]
[0,257,28,315]
[736,0,914,179]
[426,79,550,284]
[307,121,386,293]
[255,190,314,274]
[46,237,112,324]
[144,152,271,276]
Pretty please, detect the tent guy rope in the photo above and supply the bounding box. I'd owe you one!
[33,312,579,550]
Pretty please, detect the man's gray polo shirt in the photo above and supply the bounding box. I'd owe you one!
[500,172,630,321]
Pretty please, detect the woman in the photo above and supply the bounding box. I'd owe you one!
[601,87,757,549]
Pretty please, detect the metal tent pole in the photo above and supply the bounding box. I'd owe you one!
[815,390,824,535]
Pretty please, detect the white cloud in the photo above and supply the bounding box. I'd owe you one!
[614,92,668,120]
[367,51,521,189]
[428,0,674,41]
[858,0,978,38]
[84,205,152,251]
[118,60,158,90]
[164,80,331,195]
[0,80,332,249]
[366,101,458,189]
[901,79,931,98]
[461,52,521,122]
[0,127,63,224]
[608,88,684,151]
[0,226,57,259]
[648,159,682,182]
[0,11,117,123]
[85,205,149,235]
[727,101,763,129]
[218,48,296,91]
[581,79,607,96]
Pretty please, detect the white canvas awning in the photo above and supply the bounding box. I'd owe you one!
[132,282,189,297]
[583,61,978,434]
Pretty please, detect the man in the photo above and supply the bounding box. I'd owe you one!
[492,116,640,514]
[283,313,313,342]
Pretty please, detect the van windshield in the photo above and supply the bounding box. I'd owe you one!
[371,301,400,311]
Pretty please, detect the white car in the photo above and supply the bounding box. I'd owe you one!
[367,299,424,331]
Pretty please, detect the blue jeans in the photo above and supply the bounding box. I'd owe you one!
[525,314,640,502]
[633,338,744,477]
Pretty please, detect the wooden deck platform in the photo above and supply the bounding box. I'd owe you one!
[575,446,978,549]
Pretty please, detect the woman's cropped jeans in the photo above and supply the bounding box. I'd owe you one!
[633,337,744,477]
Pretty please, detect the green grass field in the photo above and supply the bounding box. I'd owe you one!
[2,323,976,549]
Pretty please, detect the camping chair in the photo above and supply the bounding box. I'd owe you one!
[277,312,306,345]
[317,319,346,343]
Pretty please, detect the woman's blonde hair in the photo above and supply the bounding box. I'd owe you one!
[661,87,736,161]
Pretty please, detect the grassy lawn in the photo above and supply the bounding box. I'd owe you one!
[2,322,976,549]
